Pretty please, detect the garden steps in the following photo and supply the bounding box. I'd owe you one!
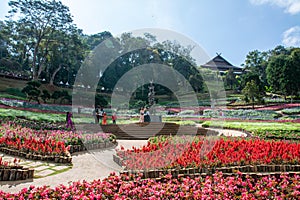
[76,123,218,139]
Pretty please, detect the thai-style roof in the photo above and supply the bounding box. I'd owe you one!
[201,53,243,74]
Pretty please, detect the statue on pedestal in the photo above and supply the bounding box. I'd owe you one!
[146,81,161,122]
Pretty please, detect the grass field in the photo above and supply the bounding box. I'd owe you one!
[202,120,300,132]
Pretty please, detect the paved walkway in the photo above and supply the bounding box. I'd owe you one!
[0,153,71,179]
[0,140,148,193]
[0,128,246,193]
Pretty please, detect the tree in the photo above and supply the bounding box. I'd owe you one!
[21,81,41,103]
[40,89,50,103]
[43,28,85,85]
[84,31,113,51]
[224,68,238,90]
[51,90,71,104]
[241,50,268,91]
[7,0,75,80]
[242,80,263,109]
[267,48,300,99]
[0,21,10,60]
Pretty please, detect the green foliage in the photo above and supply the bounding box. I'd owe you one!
[281,107,300,115]
[242,80,263,108]
[0,108,65,122]
[51,90,71,104]
[21,81,41,103]
[7,0,75,80]
[40,89,51,103]
[129,100,146,109]
[203,109,280,120]
[4,88,26,98]
[224,69,238,90]
[242,50,268,88]
[267,47,300,98]
[202,120,300,131]
[95,94,108,107]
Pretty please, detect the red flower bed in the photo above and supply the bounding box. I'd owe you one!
[0,123,71,157]
[0,172,299,199]
[0,136,69,156]
[117,137,300,170]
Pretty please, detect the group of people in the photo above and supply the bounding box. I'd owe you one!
[139,107,150,123]
[93,107,117,125]
[65,107,117,130]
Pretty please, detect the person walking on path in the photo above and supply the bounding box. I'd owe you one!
[102,112,107,125]
[112,112,117,124]
[98,107,104,124]
[144,107,151,122]
[139,107,144,123]
[93,107,98,124]
[66,111,74,130]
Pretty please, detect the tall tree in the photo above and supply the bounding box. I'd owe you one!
[6,0,74,80]
[43,28,85,85]
[242,80,262,109]
[241,50,268,90]
[224,68,238,90]
[267,48,300,99]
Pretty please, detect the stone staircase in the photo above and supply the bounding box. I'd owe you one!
[75,123,218,140]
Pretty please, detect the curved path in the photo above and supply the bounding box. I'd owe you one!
[0,140,147,193]
[0,129,246,193]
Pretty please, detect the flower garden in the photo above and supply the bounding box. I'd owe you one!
[115,136,300,171]
[0,102,300,199]
[0,172,299,199]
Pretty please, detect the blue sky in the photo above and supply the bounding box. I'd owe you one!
[0,0,300,66]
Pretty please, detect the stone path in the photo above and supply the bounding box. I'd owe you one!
[0,129,245,193]
[196,124,248,137]
[0,141,147,193]
[0,153,71,179]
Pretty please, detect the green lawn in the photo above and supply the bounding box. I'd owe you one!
[202,120,300,132]
[202,120,300,139]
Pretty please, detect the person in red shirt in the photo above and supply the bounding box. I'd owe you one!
[102,112,107,125]
[112,112,117,124]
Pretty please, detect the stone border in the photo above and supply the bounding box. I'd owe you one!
[0,141,118,165]
[69,142,118,154]
[0,166,34,181]
[114,154,300,179]
[0,147,72,163]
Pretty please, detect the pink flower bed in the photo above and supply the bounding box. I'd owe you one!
[0,172,299,199]
[255,104,300,111]
[199,117,300,123]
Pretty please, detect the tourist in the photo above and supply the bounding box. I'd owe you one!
[66,111,74,130]
[102,112,107,125]
[144,107,151,122]
[95,107,100,124]
[92,107,98,124]
[99,107,104,124]
[112,112,117,124]
[139,107,144,123]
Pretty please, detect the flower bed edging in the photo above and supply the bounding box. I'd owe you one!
[119,164,300,179]
[0,142,118,164]
[69,142,118,154]
[0,147,72,164]
[114,154,300,179]
[0,166,34,181]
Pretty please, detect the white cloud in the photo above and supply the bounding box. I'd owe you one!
[282,26,300,47]
[250,0,300,14]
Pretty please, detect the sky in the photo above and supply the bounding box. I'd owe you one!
[0,0,300,66]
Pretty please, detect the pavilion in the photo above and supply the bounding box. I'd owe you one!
[201,53,243,75]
